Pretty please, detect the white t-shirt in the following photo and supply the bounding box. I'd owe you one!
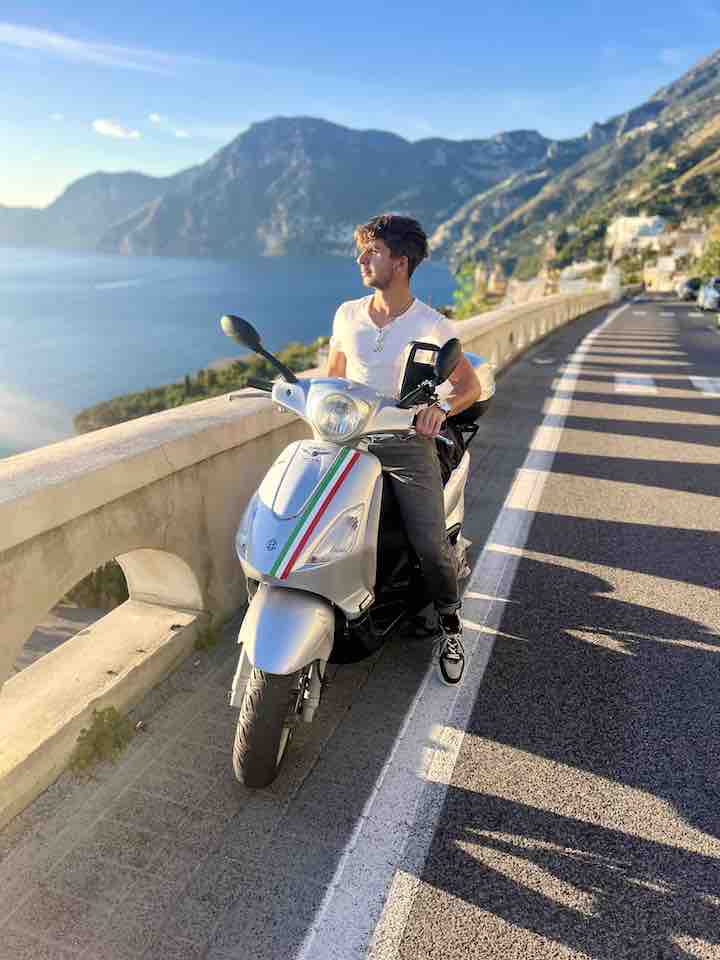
[330,296,458,398]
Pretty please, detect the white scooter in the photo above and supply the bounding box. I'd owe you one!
[221,315,494,786]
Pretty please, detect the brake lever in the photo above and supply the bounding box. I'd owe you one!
[407,428,454,447]
[228,392,273,401]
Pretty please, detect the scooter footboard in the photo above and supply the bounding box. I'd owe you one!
[230,586,334,707]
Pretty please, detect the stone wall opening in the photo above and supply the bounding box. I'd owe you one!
[12,549,202,677]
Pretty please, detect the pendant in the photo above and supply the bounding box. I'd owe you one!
[374,327,386,352]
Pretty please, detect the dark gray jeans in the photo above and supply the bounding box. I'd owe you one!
[368,434,460,615]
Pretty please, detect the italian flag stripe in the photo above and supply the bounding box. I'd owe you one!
[269,447,353,578]
[280,451,361,579]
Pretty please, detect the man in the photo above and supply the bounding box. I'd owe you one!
[326,214,482,684]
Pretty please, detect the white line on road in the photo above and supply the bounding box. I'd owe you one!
[632,311,648,316]
[295,302,630,960]
[690,377,720,396]
[689,312,704,318]
[614,373,658,394]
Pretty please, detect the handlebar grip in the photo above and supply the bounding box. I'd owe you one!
[245,376,274,391]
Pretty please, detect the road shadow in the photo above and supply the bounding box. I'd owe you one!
[418,788,720,959]
[553,391,720,416]
[545,414,720,448]
[412,551,720,957]
[524,451,720,498]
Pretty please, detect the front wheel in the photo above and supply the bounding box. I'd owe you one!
[233,667,305,787]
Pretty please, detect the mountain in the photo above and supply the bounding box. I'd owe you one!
[0,118,590,258]
[0,171,173,249]
[97,118,578,257]
[432,49,720,271]
[3,48,720,269]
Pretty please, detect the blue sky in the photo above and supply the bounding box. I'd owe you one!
[2,1,719,207]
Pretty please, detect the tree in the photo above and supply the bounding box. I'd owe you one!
[694,239,720,278]
[452,262,479,320]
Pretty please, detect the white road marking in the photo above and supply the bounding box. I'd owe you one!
[691,377,720,396]
[632,311,647,316]
[295,302,630,960]
[614,373,658,394]
[689,312,704,318]
[660,312,676,318]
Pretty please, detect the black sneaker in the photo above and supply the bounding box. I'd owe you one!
[436,613,465,685]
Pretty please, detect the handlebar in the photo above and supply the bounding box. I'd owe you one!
[245,376,274,391]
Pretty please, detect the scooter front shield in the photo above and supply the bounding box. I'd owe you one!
[229,585,334,706]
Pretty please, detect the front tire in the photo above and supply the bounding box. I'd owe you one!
[233,668,301,787]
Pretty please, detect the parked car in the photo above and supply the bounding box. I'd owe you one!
[697,278,720,311]
[676,277,703,300]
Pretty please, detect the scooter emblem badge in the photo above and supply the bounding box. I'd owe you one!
[266,538,278,551]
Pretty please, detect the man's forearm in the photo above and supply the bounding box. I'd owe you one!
[442,381,482,418]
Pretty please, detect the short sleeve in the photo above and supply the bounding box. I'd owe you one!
[329,303,347,353]
[434,313,459,348]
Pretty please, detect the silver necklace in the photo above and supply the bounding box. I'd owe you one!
[372,297,414,352]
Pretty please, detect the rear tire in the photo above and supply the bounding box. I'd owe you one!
[233,668,300,788]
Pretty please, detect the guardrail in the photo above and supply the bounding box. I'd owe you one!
[0,288,613,826]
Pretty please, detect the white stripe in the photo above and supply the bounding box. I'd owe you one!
[614,373,657,394]
[690,376,720,396]
[295,302,630,960]
[632,310,647,316]
[689,312,704,318]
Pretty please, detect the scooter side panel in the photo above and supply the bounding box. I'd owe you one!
[444,450,470,529]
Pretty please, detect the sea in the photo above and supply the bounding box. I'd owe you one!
[0,247,456,460]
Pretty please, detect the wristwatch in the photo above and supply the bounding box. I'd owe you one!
[435,399,452,418]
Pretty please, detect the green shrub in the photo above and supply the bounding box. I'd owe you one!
[65,560,129,610]
[70,707,133,772]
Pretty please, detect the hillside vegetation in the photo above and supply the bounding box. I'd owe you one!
[74,339,326,433]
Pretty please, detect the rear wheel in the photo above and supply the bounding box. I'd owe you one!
[233,667,306,787]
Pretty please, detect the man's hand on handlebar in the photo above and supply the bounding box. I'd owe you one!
[414,404,446,439]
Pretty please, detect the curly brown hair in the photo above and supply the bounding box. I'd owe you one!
[354,214,429,278]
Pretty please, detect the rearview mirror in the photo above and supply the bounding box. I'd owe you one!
[435,337,462,383]
[220,314,262,351]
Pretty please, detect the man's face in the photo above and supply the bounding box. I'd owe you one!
[356,238,405,289]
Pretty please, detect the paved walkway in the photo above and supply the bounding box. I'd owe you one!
[3,298,718,960]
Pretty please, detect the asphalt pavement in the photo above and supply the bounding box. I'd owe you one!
[391,297,720,959]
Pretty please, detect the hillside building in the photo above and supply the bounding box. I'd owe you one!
[606,215,666,260]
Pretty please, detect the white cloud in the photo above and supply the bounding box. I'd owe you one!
[174,129,191,139]
[148,112,166,124]
[93,118,141,140]
[50,112,64,121]
[0,21,215,75]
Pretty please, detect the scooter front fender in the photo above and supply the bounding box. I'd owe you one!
[230,586,334,706]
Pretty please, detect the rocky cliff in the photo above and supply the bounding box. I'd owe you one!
[3,47,719,270]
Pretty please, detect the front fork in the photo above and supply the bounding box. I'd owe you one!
[299,660,325,723]
[231,646,326,726]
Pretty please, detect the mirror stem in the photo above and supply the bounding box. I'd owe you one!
[257,346,299,384]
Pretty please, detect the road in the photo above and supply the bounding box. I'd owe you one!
[1,296,719,960]
[386,296,720,960]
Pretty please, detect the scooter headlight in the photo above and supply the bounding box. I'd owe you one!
[309,393,371,442]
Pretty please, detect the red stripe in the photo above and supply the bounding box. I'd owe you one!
[280,452,361,579]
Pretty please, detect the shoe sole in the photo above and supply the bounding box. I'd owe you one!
[438,665,465,686]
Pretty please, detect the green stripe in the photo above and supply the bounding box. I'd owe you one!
[270,447,352,576]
